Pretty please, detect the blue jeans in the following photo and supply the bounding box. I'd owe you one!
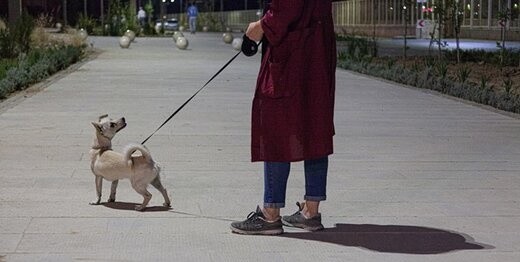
[189,17,197,33]
[264,156,328,208]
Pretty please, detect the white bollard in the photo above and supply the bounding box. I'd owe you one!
[232,37,243,51]
[119,36,131,48]
[223,32,233,44]
[176,37,189,50]
[78,28,88,41]
[173,31,184,43]
[124,30,136,42]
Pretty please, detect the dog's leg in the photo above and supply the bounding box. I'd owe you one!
[131,180,152,211]
[134,187,152,211]
[89,176,103,205]
[108,180,119,202]
[151,176,171,207]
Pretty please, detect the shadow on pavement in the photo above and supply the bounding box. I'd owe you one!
[280,223,493,254]
[102,201,171,212]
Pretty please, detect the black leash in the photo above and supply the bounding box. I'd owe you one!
[140,36,260,145]
[141,50,242,145]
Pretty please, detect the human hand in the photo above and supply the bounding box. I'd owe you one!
[246,20,264,42]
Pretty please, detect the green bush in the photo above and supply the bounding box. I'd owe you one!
[0,59,17,79]
[0,28,16,59]
[337,35,377,62]
[0,45,83,99]
[77,13,97,34]
[12,12,35,55]
[444,48,520,66]
[0,12,35,59]
[337,56,520,114]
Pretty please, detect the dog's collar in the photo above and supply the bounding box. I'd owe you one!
[92,145,110,151]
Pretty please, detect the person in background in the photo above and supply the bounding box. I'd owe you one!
[187,2,199,34]
[137,6,146,27]
[230,0,337,235]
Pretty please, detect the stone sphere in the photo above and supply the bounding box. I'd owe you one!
[78,28,88,41]
[154,24,162,34]
[202,26,209,32]
[223,32,234,44]
[173,31,184,43]
[119,36,131,48]
[124,30,136,42]
[179,26,185,32]
[232,37,243,51]
[176,37,189,50]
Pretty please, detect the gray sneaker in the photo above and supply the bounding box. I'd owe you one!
[282,202,324,231]
[230,206,284,235]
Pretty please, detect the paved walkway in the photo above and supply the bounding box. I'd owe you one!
[1,33,520,261]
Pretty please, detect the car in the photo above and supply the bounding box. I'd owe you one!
[155,18,179,33]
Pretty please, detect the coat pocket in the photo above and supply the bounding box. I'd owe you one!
[261,47,303,99]
[266,57,291,98]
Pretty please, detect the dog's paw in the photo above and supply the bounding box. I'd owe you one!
[89,199,101,205]
[107,198,116,203]
[163,202,171,207]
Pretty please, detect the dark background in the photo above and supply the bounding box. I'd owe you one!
[1,0,344,25]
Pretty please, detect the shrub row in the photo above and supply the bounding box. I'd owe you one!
[443,48,520,67]
[337,58,520,114]
[0,45,83,99]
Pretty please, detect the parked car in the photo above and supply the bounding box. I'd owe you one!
[155,18,179,33]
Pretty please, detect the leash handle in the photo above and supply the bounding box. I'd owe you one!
[141,50,243,145]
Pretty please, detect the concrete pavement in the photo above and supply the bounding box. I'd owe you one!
[1,33,520,261]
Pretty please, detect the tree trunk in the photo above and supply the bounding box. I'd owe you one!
[63,0,68,25]
[101,0,105,35]
[8,0,22,26]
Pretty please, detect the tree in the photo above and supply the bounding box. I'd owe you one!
[371,0,378,58]
[403,0,413,61]
[63,0,68,25]
[496,8,512,67]
[451,0,464,64]
[8,0,23,26]
[432,2,447,60]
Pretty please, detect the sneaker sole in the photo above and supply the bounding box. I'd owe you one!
[281,219,324,232]
[230,226,283,235]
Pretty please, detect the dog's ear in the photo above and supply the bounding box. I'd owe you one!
[98,114,108,121]
[91,122,103,133]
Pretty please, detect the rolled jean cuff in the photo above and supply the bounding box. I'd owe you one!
[304,195,326,202]
[264,202,285,208]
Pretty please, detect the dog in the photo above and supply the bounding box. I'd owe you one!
[89,114,171,211]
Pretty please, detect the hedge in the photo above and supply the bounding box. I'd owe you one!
[337,58,520,114]
[0,45,83,99]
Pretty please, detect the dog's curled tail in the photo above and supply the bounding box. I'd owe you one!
[123,144,154,164]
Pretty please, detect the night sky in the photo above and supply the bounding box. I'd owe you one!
[161,0,262,13]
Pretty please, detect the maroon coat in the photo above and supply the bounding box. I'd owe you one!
[251,0,336,162]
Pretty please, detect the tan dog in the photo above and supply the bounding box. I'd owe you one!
[89,114,171,211]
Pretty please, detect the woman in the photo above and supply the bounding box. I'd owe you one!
[231,0,336,235]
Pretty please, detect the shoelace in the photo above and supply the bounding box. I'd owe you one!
[246,211,260,221]
[296,202,304,212]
